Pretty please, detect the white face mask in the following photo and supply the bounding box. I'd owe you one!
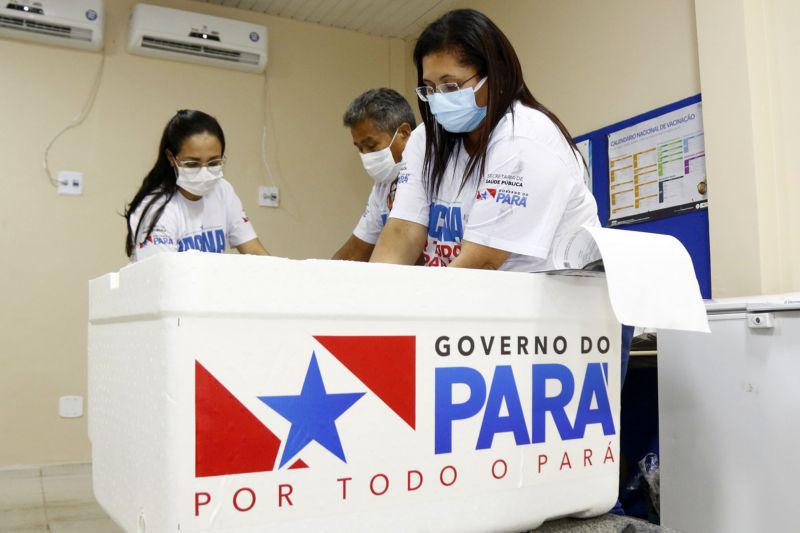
[359,129,402,184]
[176,166,221,197]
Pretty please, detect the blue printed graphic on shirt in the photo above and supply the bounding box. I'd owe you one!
[177,228,226,253]
[428,203,463,242]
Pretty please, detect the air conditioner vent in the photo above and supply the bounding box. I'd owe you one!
[0,14,23,27]
[0,0,103,50]
[0,13,92,41]
[141,35,260,66]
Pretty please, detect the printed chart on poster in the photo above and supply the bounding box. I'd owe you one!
[607,102,707,226]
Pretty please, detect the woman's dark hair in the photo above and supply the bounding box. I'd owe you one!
[413,9,580,198]
[124,110,225,257]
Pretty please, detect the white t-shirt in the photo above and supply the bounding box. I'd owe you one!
[352,177,398,245]
[389,101,600,272]
[129,178,257,263]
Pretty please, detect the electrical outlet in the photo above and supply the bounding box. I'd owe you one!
[258,185,279,207]
[59,395,84,418]
[57,171,83,196]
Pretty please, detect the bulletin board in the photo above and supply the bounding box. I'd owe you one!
[574,94,711,298]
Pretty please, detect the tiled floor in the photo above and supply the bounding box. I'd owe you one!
[0,463,673,532]
[536,515,678,532]
[0,463,122,533]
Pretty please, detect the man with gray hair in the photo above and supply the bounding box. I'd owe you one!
[333,88,416,261]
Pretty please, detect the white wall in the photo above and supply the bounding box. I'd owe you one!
[695,0,800,296]
[0,0,404,466]
[404,0,701,137]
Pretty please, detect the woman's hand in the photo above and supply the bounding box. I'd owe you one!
[448,240,510,270]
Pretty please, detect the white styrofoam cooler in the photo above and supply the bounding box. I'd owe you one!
[89,253,623,532]
[88,232,706,533]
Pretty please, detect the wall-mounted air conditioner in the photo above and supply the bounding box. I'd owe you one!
[0,0,103,51]
[127,4,267,74]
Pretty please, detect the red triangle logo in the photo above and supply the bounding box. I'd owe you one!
[195,361,281,477]
[488,188,497,198]
[314,336,416,429]
[289,458,308,469]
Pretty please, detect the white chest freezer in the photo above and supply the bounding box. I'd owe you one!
[659,295,800,533]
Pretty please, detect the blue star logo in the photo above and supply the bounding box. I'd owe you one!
[258,353,365,468]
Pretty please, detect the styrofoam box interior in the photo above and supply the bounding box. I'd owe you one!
[88,253,621,533]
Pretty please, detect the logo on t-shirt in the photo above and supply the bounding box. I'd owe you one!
[386,178,399,211]
[477,189,529,207]
[424,203,464,267]
[428,203,463,242]
[139,225,175,248]
[376,178,400,228]
[484,173,524,188]
[476,188,497,201]
[178,228,226,253]
[140,234,174,248]
[496,191,528,207]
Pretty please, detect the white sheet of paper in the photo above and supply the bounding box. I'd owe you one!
[584,226,710,332]
[550,225,601,269]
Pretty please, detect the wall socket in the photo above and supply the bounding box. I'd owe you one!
[57,171,83,196]
[59,395,84,418]
[258,185,279,207]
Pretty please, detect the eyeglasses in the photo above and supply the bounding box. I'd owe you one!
[415,73,483,102]
[173,156,226,177]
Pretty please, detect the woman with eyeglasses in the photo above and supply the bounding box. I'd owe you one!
[124,109,269,262]
[370,12,634,493]
[371,9,599,271]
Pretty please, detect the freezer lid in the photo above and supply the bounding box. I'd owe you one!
[704,293,800,314]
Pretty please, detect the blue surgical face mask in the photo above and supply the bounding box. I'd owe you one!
[427,77,488,133]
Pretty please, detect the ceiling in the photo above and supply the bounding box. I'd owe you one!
[198,0,455,39]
